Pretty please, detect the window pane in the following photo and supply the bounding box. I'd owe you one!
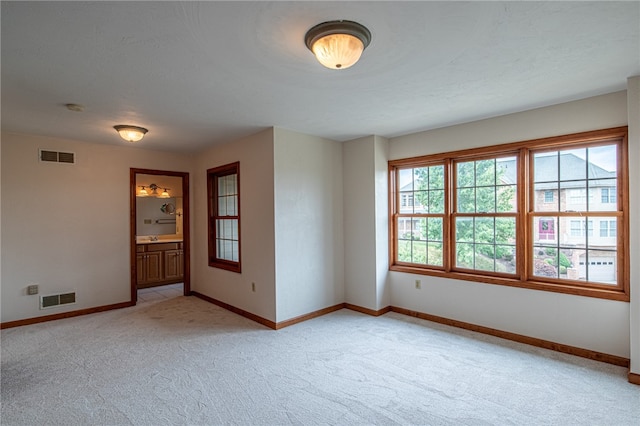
[560,216,585,247]
[397,239,412,263]
[457,157,516,214]
[497,184,517,213]
[496,245,516,273]
[476,187,496,213]
[218,196,227,216]
[412,241,427,264]
[456,243,474,269]
[457,188,475,213]
[560,148,586,181]
[582,250,617,285]
[428,165,445,189]
[427,217,443,241]
[495,218,516,244]
[476,160,495,186]
[533,216,557,243]
[221,174,237,195]
[399,169,413,192]
[399,192,413,213]
[534,152,558,183]
[397,216,445,267]
[428,242,443,266]
[475,245,495,271]
[413,191,427,213]
[533,246,559,278]
[457,162,475,187]
[428,189,445,213]
[588,145,617,179]
[589,180,617,211]
[454,216,516,274]
[456,218,474,242]
[534,183,559,211]
[475,217,494,244]
[231,241,239,262]
[561,183,587,212]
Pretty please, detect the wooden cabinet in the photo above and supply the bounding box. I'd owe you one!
[136,242,183,288]
[137,251,163,286]
[164,249,184,281]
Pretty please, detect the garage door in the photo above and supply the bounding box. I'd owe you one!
[579,257,616,283]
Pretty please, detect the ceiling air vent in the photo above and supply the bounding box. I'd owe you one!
[39,149,75,164]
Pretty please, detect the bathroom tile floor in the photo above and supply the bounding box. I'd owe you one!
[137,283,183,303]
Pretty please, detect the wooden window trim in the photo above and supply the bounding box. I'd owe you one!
[389,127,629,302]
[207,162,241,273]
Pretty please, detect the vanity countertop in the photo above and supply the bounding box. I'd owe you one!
[136,237,183,244]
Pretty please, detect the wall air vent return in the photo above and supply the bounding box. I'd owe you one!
[40,292,76,309]
[39,149,75,164]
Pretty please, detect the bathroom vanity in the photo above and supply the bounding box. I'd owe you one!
[136,240,184,288]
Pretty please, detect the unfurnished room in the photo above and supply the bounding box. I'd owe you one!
[1,1,639,425]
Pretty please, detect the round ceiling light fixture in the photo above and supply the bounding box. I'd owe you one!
[304,20,371,70]
[114,125,148,142]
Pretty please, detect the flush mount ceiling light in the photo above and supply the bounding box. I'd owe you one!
[114,125,148,142]
[305,20,371,70]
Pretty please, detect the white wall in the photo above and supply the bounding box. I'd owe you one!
[343,135,390,311]
[192,129,277,322]
[627,76,640,375]
[374,136,391,310]
[343,136,377,309]
[387,91,631,357]
[1,132,193,323]
[273,128,344,322]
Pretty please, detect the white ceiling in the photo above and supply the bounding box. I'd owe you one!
[2,1,639,154]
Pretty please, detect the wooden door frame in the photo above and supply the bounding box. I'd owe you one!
[130,168,191,303]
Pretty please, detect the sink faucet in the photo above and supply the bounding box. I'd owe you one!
[150,235,158,241]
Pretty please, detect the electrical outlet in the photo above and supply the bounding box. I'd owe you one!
[27,284,39,295]
[251,282,256,292]
[415,280,421,290]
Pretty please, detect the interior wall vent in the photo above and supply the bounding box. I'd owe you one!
[39,149,75,164]
[40,292,76,309]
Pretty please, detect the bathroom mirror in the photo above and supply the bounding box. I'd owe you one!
[135,174,184,238]
[136,197,183,236]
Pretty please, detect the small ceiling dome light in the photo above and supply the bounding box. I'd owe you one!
[114,125,148,142]
[305,20,371,70]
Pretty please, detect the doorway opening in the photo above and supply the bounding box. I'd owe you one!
[130,168,190,303]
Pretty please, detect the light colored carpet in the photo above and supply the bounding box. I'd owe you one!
[2,295,639,425]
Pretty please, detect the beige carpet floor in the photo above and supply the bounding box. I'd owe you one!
[2,294,639,425]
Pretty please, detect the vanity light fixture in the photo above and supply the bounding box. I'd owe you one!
[137,183,170,198]
[304,20,371,70]
[114,125,148,142]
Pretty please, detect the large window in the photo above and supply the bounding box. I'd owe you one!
[207,162,241,272]
[389,128,628,300]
